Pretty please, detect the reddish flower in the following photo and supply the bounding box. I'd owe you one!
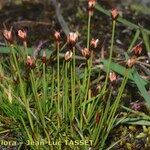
[132,43,143,55]
[54,31,61,42]
[3,29,13,43]
[88,0,96,16]
[109,71,117,82]
[111,8,119,20]
[81,48,91,59]
[18,29,27,41]
[67,32,78,47]
[90,38,99,48]
[64,51,73,61]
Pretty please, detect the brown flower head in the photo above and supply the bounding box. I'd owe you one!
[18,29,27,41]
[64,51,73,61]
[126,56,137,68]
[67,32,78,47]
[54,31,61,42]
[132,43,143,55]
[81,48,91,59]
[26,56,35,69]
[90,38,99,48]
[88,0,96,16]
[111,8,119,20]
[109,71,117,82]
[3,29,13,43]
[42,50,46,64]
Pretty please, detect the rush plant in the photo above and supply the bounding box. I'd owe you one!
[0,1,149,150]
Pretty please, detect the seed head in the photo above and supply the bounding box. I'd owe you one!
[81,48,91,59]
[42,50,46,64]
[109,71,117,82]
[132,44,142,55]
[54,31,61,42]
[64,51,73,61]
[18,29,27,41]
[126,56,137,68]
[67,32,78,47]
[3,29,13,43]
[26,56,35,69]
[111,8,119,20]
[88,0,96,16]
[90,38,99,48]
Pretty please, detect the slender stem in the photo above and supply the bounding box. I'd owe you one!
[64,62,68,120]
[80,14,92,129]
[42,63,46,113]
[48,68,55,117]
[71,47,76,120]
[23,41,27,51]
[86,14,92,93]
[23,41,28,59]
[10,45,34,135]
[100,69,129,149]
[103,20,116,93]
[30,70,50,143]
[87,15,91,49]
[57,42,60,122]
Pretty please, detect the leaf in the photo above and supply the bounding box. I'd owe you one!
[130,4,150,15]
[141,29,150,55]
[132,70,150,106]
[127,29,140,52]
[119,117,150,126]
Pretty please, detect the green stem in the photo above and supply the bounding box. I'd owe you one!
[71,47,76,120]
[64,62,68,120]
[80,13,92,129]
[57,42,60,126]
[87,15,91,49]
[42,63,47,113]
[30,70,50,143]
[100,69,129,149]
[10,45,34,134]
[103,20,116,93]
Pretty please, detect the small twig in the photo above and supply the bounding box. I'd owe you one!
[137,60,150,68]
[13,21,52,27]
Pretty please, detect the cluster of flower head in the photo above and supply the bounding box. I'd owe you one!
[3,28,27,44]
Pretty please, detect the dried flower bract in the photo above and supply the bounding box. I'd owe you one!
[132,43,143,55]
[18,29,27,41]
[88,0,96,16]
[109,71,117,82]
[126,56,137,68]
[3,29,13,43]
[90,38,99,48]
[81,48,91,59]
[42,50,46,64]
[26,56,35,69]
[54,31,61,42]
[67,32,78,47]
[64,51,73,61]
